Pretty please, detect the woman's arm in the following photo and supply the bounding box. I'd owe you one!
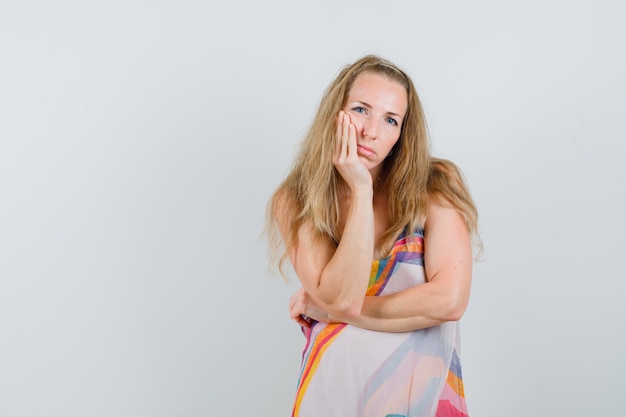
[277,112,375,319]
[349,200,473,332]
[290,199,473,332]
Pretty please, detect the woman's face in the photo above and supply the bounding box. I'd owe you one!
[343,71,408,176]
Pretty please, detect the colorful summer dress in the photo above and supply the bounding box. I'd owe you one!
[292,230,468,417]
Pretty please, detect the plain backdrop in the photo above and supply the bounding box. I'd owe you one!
[1,1,624,416]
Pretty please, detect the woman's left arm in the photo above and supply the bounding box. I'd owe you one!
[349,199,473,332]
[291,200,474,332]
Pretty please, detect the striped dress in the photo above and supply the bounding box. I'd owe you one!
[292,230,469,417]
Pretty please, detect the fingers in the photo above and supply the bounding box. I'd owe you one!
[294,316,311,328]
[291,303,311,328]
[289,287,310,328]
[341,112,349,158]
[335,112,343,159]
[335,111,357,161]
[348,121,356,157]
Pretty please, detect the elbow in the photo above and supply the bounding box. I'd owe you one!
[321,295,363,321]
[340,302,363,320]
[445,305,465,322]
[315,274,366,320]
[442,295,468,322]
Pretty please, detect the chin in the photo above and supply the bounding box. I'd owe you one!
[359,156,378,166]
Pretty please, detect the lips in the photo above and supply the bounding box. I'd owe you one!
[357,144,375,157]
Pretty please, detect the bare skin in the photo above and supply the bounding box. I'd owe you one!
[279,72,473,332]
[289,198,473,332]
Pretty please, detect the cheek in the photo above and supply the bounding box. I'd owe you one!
[348,112,365,131]
[386,136,401,153]
[384,129,401,146]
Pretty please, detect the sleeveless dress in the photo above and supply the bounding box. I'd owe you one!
[292,230,469,417]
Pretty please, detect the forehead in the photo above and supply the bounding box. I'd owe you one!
[347,72,408,115]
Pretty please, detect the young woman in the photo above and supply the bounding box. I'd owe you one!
[266,55,479,417]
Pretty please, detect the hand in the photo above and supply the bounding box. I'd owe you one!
[333,111,372,191]
[289,287,336,328]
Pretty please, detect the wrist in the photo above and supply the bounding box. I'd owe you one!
[350,186,374,201]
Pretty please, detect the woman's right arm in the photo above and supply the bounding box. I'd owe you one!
[276,112,375,319]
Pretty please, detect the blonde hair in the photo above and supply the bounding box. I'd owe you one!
[266,55,480,275]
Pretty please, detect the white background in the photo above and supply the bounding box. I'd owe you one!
[1,1,624,416]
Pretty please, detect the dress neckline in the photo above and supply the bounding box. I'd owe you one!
[373,228,424,262]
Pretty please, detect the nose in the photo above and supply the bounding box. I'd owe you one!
[362,118,379,139]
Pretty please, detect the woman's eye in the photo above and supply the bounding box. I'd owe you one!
[352,106,366,114]
[386,117,398,126]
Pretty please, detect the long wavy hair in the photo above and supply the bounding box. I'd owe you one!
[266,55,480,275]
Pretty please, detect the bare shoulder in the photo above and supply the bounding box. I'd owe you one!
[271,188,293,231]
[272,187,294,216]
[425,196,465,228]
[272,187,335,272]
[424,196,472,266]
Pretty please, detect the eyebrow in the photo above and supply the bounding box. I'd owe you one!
[349,100,404,119]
